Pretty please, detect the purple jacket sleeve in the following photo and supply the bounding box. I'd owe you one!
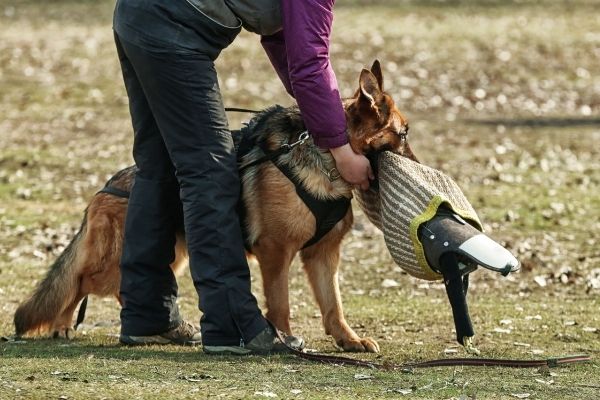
[260,0,348,149]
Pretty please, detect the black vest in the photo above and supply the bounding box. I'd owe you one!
[187,0,282,35]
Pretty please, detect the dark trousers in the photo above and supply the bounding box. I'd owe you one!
[114,31,267,346]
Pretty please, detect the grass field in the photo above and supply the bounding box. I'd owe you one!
[1,1,599,399]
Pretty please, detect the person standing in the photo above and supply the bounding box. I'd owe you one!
[113,0,372,354]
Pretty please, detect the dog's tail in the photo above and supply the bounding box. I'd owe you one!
[14,216,87,336]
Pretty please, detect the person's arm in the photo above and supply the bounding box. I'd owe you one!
[261,31,294,97]
[261,0,347,149]
[261,0,373,188]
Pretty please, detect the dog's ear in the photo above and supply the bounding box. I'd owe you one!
[359,69,381,109]
[370,60,383,91]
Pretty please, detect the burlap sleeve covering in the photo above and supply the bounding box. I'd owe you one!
[355,152,482,281]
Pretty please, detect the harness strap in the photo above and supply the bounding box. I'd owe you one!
[225,107,261,114]
[97,186,131,199]
[257,141,351,249]
[239,145,292,173]
[273,161,350,248]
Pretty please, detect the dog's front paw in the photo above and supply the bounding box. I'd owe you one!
[336,336,380,353]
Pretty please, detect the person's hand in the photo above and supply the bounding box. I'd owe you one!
[330,143,374,190]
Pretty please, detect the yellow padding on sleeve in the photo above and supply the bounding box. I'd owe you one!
[409,195,483,281]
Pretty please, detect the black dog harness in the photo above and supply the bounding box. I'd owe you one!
[234,113,351,250]
[266,158,350,249]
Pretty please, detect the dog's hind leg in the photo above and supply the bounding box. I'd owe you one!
[13,218,88,337]
[51,292,86,339]
[300,212,380,353]
[253,239,296,335]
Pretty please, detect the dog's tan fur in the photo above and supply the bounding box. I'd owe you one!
[14,61,413,352]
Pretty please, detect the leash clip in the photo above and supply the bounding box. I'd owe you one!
[282,131,309,152]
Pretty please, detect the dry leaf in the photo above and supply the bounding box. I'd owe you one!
[254,391,277,398]
[381,279,400,288]
[181,374,214,382]
[525,315,542,321]
[386,388,414,395]
[533,276,547,287]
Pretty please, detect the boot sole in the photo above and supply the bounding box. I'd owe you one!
[203,345,253,355]
[120,334,202,347]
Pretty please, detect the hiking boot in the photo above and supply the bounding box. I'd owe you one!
[203,326,305,355]
[119,320,202,346]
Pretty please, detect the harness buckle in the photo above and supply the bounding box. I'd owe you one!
[324,168,341,182]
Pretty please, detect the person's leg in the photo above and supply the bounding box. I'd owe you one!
[117,37,268,346]
[115,34,184,337]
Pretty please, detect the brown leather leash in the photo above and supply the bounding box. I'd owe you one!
[272,327,590,370]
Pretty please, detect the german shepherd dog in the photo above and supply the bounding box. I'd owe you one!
[14,61,416,353]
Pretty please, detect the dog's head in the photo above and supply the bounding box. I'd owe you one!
[345,60,418,162]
